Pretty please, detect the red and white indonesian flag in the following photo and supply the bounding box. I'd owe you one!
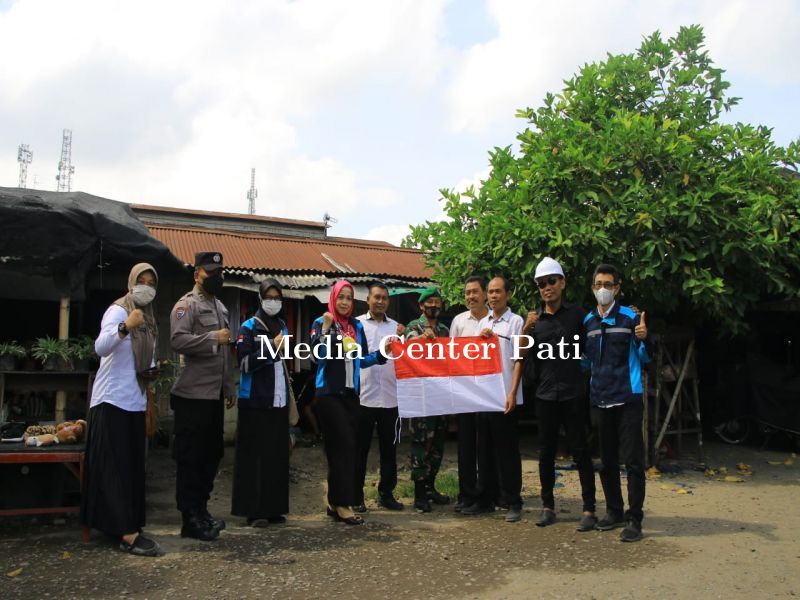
[389,336,506,418]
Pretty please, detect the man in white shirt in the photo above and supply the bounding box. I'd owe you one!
[353,282,405,512]
[449,276,489,512]
[473,276,524,523]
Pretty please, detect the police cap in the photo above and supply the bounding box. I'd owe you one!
[195,251,224,272]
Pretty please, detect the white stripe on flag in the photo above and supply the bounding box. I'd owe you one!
[396,372,505,418]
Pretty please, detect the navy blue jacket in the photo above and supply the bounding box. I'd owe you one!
[582,303,653,407]
[310,316,385,397]
[236,311,289,409]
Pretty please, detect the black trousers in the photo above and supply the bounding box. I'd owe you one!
[354,405,398,504]
[315,391,359,507]
[476,411,522,507]
[536,398,596,513]
[457,413,480,505]
[596,402,646,523]
[172,395,224,514]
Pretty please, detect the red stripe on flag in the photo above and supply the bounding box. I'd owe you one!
[390,336,502,379]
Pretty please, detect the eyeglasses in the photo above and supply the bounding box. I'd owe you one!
[536,276,561,289]
[592,281,618,289]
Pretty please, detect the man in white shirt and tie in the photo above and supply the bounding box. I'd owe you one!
[353,282,405,512]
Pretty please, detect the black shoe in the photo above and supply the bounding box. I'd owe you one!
[181,511,219,541]
[267,515,286,524]
[576,514,598,532]
[414,481,432,513]
[119,534,162,557]
[200,508,226,532]
[378,495,404,511]
[620,519,643,542]
[353,503,368,513]
[505,505,522,523]
[596,512,626,531]
[460,503,494,516]
[535,509,557,527]
[453,501,464,513]
[426,486,451,505]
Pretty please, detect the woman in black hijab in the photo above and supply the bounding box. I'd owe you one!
[231,279,291,525]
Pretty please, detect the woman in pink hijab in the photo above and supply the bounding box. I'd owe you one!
[309,280,389,524]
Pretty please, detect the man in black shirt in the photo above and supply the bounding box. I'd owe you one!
[511,257,597,531]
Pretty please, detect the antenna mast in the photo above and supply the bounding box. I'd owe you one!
[247,168,257,215]
[55,129,75,192]
[17,144,32,188]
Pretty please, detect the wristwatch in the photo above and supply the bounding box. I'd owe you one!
[118,322,129,336]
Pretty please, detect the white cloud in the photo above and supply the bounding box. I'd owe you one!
[361,223,412,246]
[0,0,449,222]
[445,0,800,133]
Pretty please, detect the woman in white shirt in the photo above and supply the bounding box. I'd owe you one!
[80,263,161,557]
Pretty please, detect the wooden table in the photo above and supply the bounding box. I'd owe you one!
[0,442,90,541]
[0,370,94,541]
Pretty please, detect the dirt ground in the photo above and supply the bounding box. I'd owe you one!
[1,434,799,599]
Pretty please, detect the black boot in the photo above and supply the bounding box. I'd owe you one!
[181,510,219,541]
[414,481,431,513]
[426,480,451,505]
[200,507,226,532]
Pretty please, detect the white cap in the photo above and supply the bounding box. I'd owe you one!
[534,257,564,279]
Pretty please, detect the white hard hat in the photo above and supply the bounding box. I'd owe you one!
[534,257,565,279]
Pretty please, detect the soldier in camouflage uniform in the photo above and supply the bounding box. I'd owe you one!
[406,288,451,513]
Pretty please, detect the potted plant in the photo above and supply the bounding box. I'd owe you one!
[69,336,98,371]
[0,341,27,371]
[31,337,72,371]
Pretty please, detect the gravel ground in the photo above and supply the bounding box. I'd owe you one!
[1,437,798,599]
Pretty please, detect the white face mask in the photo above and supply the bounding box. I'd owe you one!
[594,287,614,306]
[131,284,156,306]
[262,299,282,316]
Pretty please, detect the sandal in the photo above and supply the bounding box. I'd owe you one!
[119,534,162,557]
[326,506,364,525]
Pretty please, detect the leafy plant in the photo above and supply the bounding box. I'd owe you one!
[69,336,97,361]
[30,337,71,362]
[0,341,27,359]
[406,25,800,335]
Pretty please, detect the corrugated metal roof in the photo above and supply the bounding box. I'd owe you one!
[148,225,431,280]
[131,203,326,229]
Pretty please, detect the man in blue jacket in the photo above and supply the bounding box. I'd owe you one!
[583,263,651,542]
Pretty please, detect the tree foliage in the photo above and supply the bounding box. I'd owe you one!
[407,25,800,333]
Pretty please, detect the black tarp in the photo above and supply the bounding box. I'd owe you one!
[0,187,184,301]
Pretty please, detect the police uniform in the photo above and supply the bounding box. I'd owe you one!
[170,251,236,539]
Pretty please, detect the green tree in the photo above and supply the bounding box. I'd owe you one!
[407,25,800,333]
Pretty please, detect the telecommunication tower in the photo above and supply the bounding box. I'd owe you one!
[55,129,75,192]
[17,144,32,188]
[247,168,257,215]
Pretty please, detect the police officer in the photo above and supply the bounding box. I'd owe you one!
[170,251,236,541]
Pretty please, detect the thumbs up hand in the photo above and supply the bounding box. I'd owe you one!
[635,311,648,340]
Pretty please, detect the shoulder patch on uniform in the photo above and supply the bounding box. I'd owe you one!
[176,307,186,320]
[619,306,637,319]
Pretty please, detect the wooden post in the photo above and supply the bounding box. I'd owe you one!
[55,295,70,423]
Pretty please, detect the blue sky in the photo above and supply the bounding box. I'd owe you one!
[1,0,798,244]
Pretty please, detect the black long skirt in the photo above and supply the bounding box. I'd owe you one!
[231,406,290,518]
[80,402,146,536]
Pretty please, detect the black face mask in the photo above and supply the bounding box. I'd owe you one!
[202,273,224,297]
[424,306,441,319]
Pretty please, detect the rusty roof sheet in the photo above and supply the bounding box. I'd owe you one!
[147,226,431,279]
